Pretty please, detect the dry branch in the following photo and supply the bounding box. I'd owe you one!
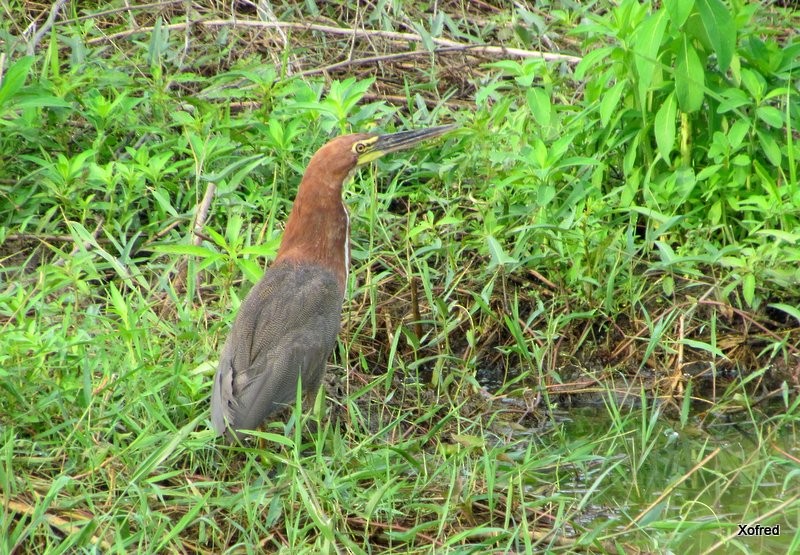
[26,0,69,55]
[85,18,582,64]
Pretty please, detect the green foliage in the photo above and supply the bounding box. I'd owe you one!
[565,0,799,307]
[1,0,799,553]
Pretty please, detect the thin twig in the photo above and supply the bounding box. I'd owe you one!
[85,18,582,64]
[26,0,69,55]
[144,219,184,246]
[294,45,469,78]
[360,92,471,110]
[528,268,557,292]
[228,91,469,112]
[251,0,293,74]
[192,182,217,246]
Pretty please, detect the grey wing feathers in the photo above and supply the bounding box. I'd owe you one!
[210,263,343,437]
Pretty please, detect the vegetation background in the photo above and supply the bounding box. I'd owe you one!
[1,0,799,552]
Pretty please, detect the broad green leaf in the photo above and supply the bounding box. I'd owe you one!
[697,164,722,181]
[752,160,780,200]
[411,21,435,51]
[599,81,626,127]
[147,17,169,67]
[630,206,670,223]
[662,274,675,296]
[0,55,34,109]
[675,36,705,113]
[756,105,784,128]
[151,244,221,258]
[537,184,555,206]
[680,379,693,428]
[717,87,751,113]
[486,236,518,268]
[574,47,614,81]
[777,43,800,74]
[666,0,695,28]
[742,273,755,306]
[727,119,750,149]
[632,10,668,105]
[680,339,727,359]
[708,200,722,224]
[152,187,179,217]
[755,229,800,243]
[13,95,71,109]
[623,133,641,176]
[268,118,284,147]
[212,154,270,194]
[696,0,735,71]
[741,69,765,100]
[654,92,677,161]
[241,241,281,257]
[655,240,676,263]
[757,129,781,166]
[526,87,551,127]
[638,501,669,527]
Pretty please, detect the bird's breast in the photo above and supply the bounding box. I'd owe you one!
[276,199,350,292]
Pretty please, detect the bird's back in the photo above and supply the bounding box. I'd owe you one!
[210,261,344,437]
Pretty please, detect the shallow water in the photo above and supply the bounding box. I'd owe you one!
[556,406,799,552]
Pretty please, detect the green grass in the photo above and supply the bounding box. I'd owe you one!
[2,0,800,552]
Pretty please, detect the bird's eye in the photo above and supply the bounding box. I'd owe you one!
[355,142,367,154]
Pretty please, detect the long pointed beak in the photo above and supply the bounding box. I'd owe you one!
[357,124,457,165]
[374,124,457,155]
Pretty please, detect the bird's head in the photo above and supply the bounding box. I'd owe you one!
[351,124,457,166]
[305,124,457,187]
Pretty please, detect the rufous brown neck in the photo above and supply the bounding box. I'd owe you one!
[273,134,376,292]
[274,146,362,293]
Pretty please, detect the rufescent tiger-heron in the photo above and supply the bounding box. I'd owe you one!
[210,124,456,438]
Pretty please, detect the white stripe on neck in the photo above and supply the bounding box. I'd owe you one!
[343,202,350,282]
